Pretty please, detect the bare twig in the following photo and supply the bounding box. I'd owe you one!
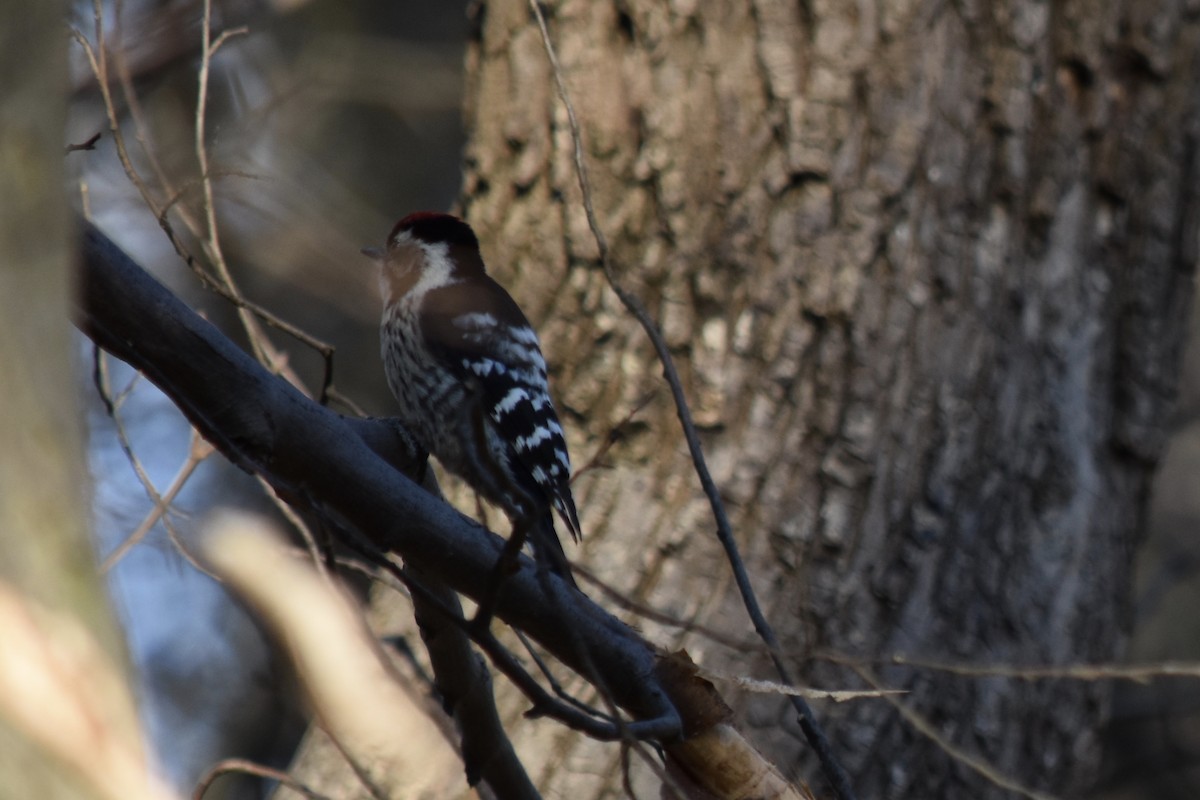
[112,0,183,216]
[574,564,762,652]
[72,4,343,403]
[718,675,906,703]
[114,7,341,398]
[193,758,332,800]
[192,2,343,404]
[570,392,655,483]
[93,347,216,573]
[851,665,1059,800]
[561,572,1200,698]
[333,521,663,741]
[90,344,142,415]
[256,475,331,581]
[65,131,102,153]
[72,9,162,215]
[527,5,856,799]
[629,738,721,800]
[325,386,370,417]
[101,428,215,574]
[195,2,276,368]
[349,521,669,747]
[406,558,542,799]
[513,627,616,723]
[886,653,1200,683]
[320,733,391,800]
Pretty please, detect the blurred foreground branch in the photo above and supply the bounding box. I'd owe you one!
[202,513,464,798]
[0,584,177,800]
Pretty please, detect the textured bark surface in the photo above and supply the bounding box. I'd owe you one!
[455,0,1200,797]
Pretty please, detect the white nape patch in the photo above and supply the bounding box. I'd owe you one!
[384,236,459,305]
[455,312,499,330]
[493,387,530,418]
[411,241,457,294]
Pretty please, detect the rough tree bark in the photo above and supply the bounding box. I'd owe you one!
[454,0,1200,797]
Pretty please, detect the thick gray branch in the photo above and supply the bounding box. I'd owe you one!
[76,221,681,740]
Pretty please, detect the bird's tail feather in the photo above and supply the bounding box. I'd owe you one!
[532,510,578,590]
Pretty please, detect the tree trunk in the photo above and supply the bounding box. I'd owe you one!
[457,0,1200,796]
[0,2,146,797]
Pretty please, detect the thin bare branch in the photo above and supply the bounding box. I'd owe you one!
[112,0,183,213]
[722,676,906,703]
[256,475,331,581]
[886,653,1200,683]
[93,349,196,567]
[195,1,283,372]
[73,3,342,403]
[575,565,761,652]
[570,392,655,483]
[527,5,855,799]
[101,427,215,573]
[77,1,169,223]
[65,131,102,153]
[513,627,616,723]
[193,758,332,800]
[406,558,542,799]
[851,665,1059,800]
[335,523,652,741]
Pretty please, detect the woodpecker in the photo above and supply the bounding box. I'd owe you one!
[364,212,581,586]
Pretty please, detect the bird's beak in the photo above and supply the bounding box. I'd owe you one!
[360,246,385,263]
